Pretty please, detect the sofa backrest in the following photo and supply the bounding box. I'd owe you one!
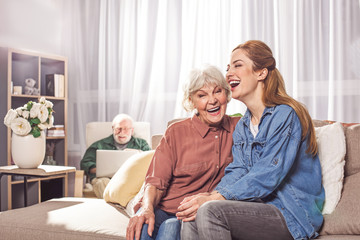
[343,124,360,177]
[313,120,360,177]
[314,120,360,235]
[85,121,151,148]
[153,119,360,177]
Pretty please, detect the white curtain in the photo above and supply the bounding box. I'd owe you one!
[61,0,360,155]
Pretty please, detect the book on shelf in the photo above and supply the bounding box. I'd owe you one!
[45,74,65,97]
[47,125,65,137]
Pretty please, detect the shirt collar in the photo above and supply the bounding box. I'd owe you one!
[191,114,231,138]
[242,106,276,127]
[104,134,115,144]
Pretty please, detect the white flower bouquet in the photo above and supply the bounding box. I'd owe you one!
[4,97,54,138]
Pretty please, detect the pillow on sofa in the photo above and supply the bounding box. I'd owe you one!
[103,150,155,207]
[126,182,146,217]
[315,122,346,214]
[320,171,360,235]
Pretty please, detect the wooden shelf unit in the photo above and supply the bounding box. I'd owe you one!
[0,47,68,210]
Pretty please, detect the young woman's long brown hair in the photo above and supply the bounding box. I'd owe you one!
[233,40,318,155]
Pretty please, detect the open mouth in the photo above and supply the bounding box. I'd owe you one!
[229,80,240,88]
[207,106,220,113]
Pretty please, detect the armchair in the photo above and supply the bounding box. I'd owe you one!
[83,121,151,198]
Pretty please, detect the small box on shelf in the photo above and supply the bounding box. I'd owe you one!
[13,86,22,95]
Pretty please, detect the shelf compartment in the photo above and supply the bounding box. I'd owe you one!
[40,57,65,96]
[11,52,39,95]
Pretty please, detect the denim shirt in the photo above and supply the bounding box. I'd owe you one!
[215,105,325,240]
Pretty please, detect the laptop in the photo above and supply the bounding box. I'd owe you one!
[96,149,140,178]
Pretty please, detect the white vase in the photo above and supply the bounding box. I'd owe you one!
[11,131,46,168]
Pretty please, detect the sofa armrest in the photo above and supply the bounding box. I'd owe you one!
[151,134,163,150]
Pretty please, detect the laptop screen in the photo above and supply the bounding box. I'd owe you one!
[96,149,140,178]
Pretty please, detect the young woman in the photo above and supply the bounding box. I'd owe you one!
[178,40,325,240]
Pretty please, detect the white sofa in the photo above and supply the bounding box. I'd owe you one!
[0,120,359,240]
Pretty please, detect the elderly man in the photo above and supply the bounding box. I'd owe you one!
[81,114,151,198]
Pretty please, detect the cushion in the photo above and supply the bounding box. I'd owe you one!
[315,122,346,214]
[320,172,360,235]
[103,150,155,206]
[125,182,146,217]
[344,124,360,177]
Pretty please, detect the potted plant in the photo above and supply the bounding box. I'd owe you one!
[4,97,54,168]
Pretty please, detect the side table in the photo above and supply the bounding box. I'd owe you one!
[0,165,76,211]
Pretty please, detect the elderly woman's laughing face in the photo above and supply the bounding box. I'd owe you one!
[191,83,228,127]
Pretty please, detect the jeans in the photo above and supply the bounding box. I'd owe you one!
[138,208,181,240]
[181,200,293,240]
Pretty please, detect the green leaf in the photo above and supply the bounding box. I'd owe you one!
[30,118,41,125]
[32,130,41,138]
[230,113,243,117]
[26,101,33,111]
[32,126,41,138]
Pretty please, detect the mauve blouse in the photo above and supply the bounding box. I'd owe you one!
[145,114,240,214]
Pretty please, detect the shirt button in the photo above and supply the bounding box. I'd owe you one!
[216,165,219,168]
[215,136,218,139]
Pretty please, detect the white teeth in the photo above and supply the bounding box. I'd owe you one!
[208,107,220,113]
[229,80,240,87]
[229,80,240,85]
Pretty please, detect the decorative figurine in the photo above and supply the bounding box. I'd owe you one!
[24,78,40,95]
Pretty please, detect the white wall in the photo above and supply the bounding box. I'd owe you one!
[0,0,64,54]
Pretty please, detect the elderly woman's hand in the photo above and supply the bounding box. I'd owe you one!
[126,207,155,240]
[176,192,212,222]
[176,191,226,222]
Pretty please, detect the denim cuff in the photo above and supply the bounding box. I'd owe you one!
[215,187,233,200]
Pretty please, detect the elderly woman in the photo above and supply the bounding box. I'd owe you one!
[179,40,324,240]
[126,65,240,240]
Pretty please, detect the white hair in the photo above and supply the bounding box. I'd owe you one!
[182,64,231,112]
[112,113,134,127]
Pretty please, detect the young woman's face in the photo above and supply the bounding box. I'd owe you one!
[226,49,262,101]
[191,83,228,127]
